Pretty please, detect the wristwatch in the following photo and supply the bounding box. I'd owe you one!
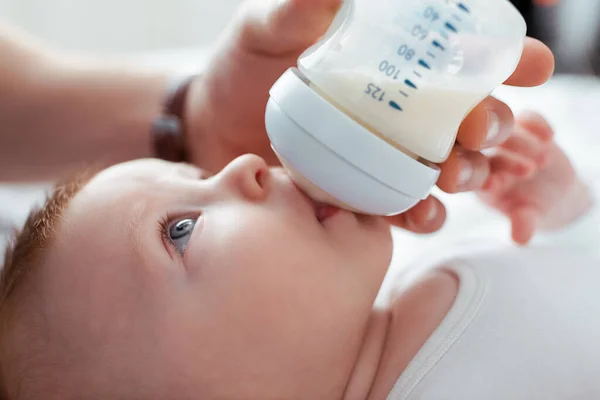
[151,74,200,162]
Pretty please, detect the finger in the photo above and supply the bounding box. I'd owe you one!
[386,196,446,234]
[482,171,517,195]
[533,0,559,6]
[504,37,555,87]
[515,111,555,142]
[438,147,490,193]
[240,0,342,56]
[509,206,540,245]
[500,130,550,165]
[489,150,537,178]
[457,97,514,151]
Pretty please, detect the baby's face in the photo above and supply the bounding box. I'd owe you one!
[39,155,392,397]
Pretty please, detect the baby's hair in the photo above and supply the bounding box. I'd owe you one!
[0,170,95,399]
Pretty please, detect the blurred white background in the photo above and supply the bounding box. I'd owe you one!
[0,0,244,54]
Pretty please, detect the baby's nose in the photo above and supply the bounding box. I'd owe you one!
[216,154,270,201]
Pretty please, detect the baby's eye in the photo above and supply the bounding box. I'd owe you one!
[169,218,197,255]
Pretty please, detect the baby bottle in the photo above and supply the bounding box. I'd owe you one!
[265,0,526,215]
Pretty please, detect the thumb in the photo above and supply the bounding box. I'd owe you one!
[238,0,342,56]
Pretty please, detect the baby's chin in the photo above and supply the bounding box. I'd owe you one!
[351,215,394,272]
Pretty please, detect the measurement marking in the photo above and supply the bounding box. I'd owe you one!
[419,59,432,69]
[389,101,403,111]
[440,30,449,39]
[399,90,409,97]
[445,22,458,33]
[426,51,436,58]
[432,40,446,51]
[413,71,422,78]
[458,2,470,13]
[452,14,462,21]
[404,79,417,89]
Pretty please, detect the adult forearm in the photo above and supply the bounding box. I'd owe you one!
[0,24,170,181]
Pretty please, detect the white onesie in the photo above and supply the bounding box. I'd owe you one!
[387,182,600,399]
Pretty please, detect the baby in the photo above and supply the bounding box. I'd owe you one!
[2,112,600,399]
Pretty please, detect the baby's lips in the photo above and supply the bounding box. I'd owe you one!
[316,204,340,222]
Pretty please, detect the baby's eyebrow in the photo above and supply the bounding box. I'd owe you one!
[127,200,152,262]
[173,163,212,179]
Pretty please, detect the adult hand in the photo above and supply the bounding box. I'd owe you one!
[186,0,555,234]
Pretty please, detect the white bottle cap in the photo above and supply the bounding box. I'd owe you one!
[265,68,440,216]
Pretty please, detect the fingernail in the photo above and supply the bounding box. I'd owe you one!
[424,202,438,223]
[483,108,501,147]
[457,158,474,189]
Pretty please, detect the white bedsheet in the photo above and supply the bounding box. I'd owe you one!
[1,48,599,265]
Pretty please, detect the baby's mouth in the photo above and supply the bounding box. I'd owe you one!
[315,204,340,223]
[285,173,341,223]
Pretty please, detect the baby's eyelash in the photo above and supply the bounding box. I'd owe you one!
[158,214,174,246]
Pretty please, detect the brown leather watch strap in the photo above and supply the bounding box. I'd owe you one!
[151,74,199,162]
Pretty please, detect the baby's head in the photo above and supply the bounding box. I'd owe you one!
[0,155,392,399]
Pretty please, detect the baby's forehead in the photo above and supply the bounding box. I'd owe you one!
[75,160,205,206]
[90,159,198,185]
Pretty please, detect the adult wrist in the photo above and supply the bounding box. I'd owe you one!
[181,74,227,172]
[151,73,201,163]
